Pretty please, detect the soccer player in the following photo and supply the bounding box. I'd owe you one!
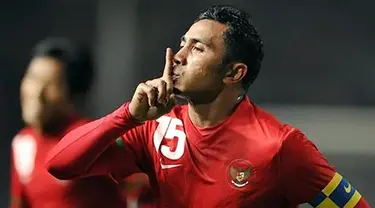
[46,5,370,208]
[10,38,128,208]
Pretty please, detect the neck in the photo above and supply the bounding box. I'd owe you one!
[188,88,244,128]
[33,110,76,136]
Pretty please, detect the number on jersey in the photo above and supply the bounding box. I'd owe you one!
[153,116,186,160]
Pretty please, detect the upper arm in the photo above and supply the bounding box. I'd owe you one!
[279,131,365,207]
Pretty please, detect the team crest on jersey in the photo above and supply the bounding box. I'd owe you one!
[227,159,252,188]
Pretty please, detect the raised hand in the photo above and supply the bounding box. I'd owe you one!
[128,48,176,122]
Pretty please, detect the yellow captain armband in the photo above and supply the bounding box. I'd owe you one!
[309,172,362,208]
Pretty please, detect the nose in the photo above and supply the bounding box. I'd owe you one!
[173,47,187,65]
[24,82,47,103]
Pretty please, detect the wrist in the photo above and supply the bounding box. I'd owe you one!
[126,103,145,124]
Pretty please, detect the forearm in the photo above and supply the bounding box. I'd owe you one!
[46,103,139,179]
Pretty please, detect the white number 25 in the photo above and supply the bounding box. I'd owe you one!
[153,116,186,160]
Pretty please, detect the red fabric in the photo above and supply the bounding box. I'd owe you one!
[10,154,30,208]
[279,131,336,204]
[46,103,142,180]
[279,127,369,207]
[46,97,369,207]
[355,198,371,207]
[11,119,126,208]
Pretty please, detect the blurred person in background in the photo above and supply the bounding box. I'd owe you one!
[123,173,155,208]
[46,5,370,208]
[10,38,129,208]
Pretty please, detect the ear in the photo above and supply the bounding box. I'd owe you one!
[223,63,247,84]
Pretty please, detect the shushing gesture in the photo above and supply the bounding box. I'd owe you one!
[129,48,176,122]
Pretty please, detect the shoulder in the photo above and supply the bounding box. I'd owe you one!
[278,129,334,179]
[11,127,36,149]
[11,127,39,182]
[249,103,322,156]
[279,129,323,161]
[247,102,297,149]
[252,103,295,137]
[277,130,337,205]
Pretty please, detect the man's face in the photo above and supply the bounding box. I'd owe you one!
[172,19,229,103]
[20,57,70,129]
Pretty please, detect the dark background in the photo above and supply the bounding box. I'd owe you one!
[1,0,374,206]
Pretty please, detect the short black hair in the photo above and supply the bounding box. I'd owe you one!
[196,5,264,91]
[32,38,94,97]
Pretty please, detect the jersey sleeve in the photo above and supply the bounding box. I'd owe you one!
[99,125,150,183]
[46,103,149,182]
[279,130,369,207]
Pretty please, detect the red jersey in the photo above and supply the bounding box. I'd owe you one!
[10,118,127,208]
[46,97,369,208]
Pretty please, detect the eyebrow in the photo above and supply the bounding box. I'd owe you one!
[180,36,211,47]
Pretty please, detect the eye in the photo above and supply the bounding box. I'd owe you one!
[193,46,203,52]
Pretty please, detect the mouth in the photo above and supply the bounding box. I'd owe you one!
[172,70,180,81]
[172,66,180,80]
[172,74,179,81]
[171,72,181,94]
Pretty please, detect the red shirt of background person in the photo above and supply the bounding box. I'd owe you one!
[10,38,131,208]
[123,173,155,208]
[46,5,370,208]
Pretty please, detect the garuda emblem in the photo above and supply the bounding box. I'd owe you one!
[228,159,252,188]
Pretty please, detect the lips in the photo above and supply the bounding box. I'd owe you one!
[172,66,180,82]
[172,74,179,81]
[172,70,180,81]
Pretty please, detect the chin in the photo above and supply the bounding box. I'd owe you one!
[22,113,40,126]
[170,87,187,102]
[22,105,47,126]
